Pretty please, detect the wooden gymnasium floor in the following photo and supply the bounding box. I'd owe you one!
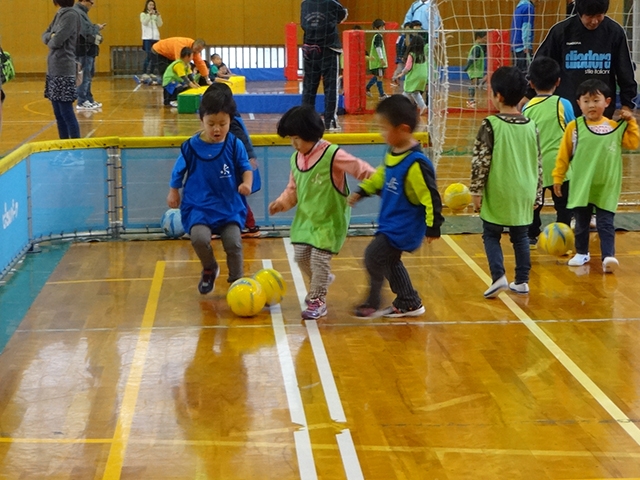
[2,77,640,479]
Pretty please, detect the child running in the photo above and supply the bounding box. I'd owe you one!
[522,56,576,247]
[392,34,428,115]
[470,66,543,298]
[167,86,253,294]
[269,105,375,320]
[349,95,443,317]
[366,19,389,100]
[552,79,639,273]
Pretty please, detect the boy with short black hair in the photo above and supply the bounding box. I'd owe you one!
[209,53,233,81]
[365,19,389,100]
[552,79,639,273]
[162,46,198,107]
[349,95,443,318]
[167,86,253,294]
[471,66,543,298]
[522,56,576,246]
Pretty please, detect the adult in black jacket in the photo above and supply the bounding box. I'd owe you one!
[533,0,636,118]
[300,0,348,131]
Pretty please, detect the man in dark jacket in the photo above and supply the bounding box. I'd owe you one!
[300,0,348,131]
[533,0,636,118]
[74,0,106,110]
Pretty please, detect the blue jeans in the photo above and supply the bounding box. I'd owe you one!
[142,39,158,74]
[573,205,615,259]
[482,221,530,284]
[51,101,80,139]
[77,55,95,104]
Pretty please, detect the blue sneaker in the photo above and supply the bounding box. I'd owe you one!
[301,299,327,320]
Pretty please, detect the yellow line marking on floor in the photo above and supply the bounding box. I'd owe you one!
[101,260,165,480]
[442,234,640,448]
[0,438,112,444]
[47,278,154,285]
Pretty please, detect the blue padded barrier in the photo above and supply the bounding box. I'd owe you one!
[0,161,29,278]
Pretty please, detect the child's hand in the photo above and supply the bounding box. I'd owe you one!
[249,158,258,169]
[348,192,361,207]
[553,183,563,197]
[269,200,284,215]
[167,188,181,208]
[619,107,634,121]
[189,82,198,89]
[238,182,251,196]
[472,194,482,213]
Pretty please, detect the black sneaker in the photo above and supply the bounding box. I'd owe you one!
[324,118,340,132]
[198,265,220,294]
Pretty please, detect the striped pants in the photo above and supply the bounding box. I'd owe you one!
[363,233,421,310]
[293,244,333,302]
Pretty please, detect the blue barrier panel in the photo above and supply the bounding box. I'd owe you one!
[0,161,29,275]
[30,149,109,238]
[122,147,180,229]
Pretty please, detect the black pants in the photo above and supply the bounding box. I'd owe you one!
[363,233,421,310]
[573,205,615,259]
[163,84,189,104]
[529,182,572,240]
[152,51,172,77]
[302,46,340,126]
[513,50,530,73]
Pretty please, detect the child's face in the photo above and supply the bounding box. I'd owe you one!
[580,13,605,30]
[377,115,411,148]
[289,135,316,154]
[577,91,611,121]
[201,112,231,143]
[212,56,222,66]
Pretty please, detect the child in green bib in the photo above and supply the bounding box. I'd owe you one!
[365,19,389,100]
[552,79,639,273]
[464,31,487,108]
[269,106,375,320]
[471,66,543,298]
[392,35,428,115]
[162,46,198,106]
[522,56,575,247]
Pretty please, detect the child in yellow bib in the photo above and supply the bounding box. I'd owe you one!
[552,79,639,273]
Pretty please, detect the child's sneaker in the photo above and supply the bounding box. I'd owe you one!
[602,256,619,273]
[169,100,178,108]
[241,226,261,238]
[568,253,590,266]
[381,304,425,318]
[379,94,391,100]
[529,237,538,250]
[484,275,508,298]
[509,282,529,294]
[198,265,220,294]
[302,298,327,320]
[325,118,340,132]
[466,100,477,108]
[366,90,373,98]
[353,304,382,318]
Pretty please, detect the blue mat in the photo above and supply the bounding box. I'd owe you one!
[234,93,345,114]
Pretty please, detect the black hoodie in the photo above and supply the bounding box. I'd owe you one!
[300,0,348,50]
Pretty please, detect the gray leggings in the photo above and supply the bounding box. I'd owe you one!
[190,223,243,283]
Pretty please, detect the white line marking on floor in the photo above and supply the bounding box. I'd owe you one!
[249,113,255,120]
[442,234,640,446]
[282,239,365,480]
[263,258,317,480]
[133,84,141,92]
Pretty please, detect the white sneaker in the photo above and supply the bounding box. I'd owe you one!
[602,257,619,273]
[568,253,590,266]
[484,275,508,298]
[76,100,94,110]
[90,101,102,108]
[169,100,178,107]
[509,282,529,294]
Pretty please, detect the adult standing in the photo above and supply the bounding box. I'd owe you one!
[403,0,442,36]
[140,0,163,75]
[42,0,81,139]
[511,0,535,72]
[151,38,211,85]
[74,0,106,110]
[300,0,348,131]
[533,0,636,118]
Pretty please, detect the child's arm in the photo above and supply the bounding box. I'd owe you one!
[269,172,298,214]
[167,155,188,207]
[552,120,577,196]
[393,55,413,81]
[332,148,377,182]
[470,119,494,212]
[348,164,386,206]
[405,159,444,242]
[620,112,640,149]
[232,138,253,195]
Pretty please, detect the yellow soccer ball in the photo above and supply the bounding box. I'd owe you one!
[543,222,575,256]
[443,183,472,211]
[227,278,267,317]
[253,268,287,306]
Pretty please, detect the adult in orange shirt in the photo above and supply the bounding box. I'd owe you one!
[151,37,211,85]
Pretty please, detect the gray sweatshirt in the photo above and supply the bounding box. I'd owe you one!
[42,7,81,77]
